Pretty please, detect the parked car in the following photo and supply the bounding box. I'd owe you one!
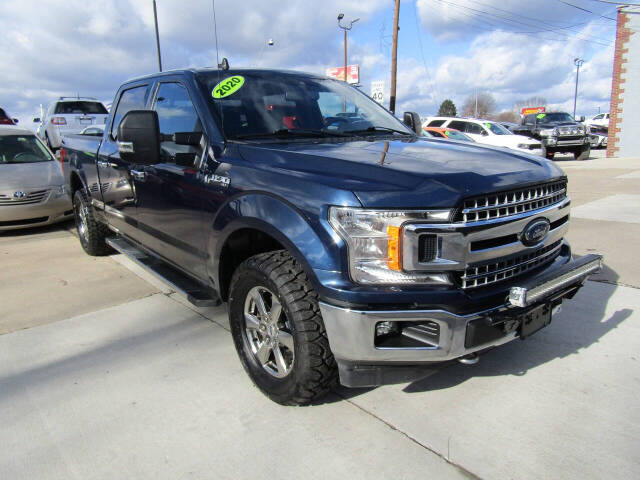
[511,112,590,160]
[35,97,108,150]
[0,125,72,230]
[79,124,105,136]
[499,121,519,132]
[423,117,542,154]
[63,68,602,405]
[585,112,609,129]
[424,126,475,142]
[0,107,18,125]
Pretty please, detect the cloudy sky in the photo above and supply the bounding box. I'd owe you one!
[0,0,619,126]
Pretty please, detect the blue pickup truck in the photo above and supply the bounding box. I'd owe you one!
[62,68,602,405]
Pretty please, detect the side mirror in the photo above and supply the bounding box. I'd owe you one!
[579,116,585,122]
[33,117,40,123]
[402,111,422,135]
[117,110,161,165]
[12,118,19,124]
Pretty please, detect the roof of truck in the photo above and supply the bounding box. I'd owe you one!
[123,67,327,85]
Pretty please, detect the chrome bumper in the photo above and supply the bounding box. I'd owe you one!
[319,255,602,367]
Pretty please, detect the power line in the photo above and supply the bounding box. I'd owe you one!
[431,0,613,47]
[556,1,617,21]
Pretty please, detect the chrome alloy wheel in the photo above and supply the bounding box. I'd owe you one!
[76,200,90,243]
[243,286,295,378]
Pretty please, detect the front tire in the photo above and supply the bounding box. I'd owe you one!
[73,190,111,256]
[542,146,555,160]
[575,144,590,161]
[229,250,338,405]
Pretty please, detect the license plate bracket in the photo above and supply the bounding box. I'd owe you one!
[519,303,552,339]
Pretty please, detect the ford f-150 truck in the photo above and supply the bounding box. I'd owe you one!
[62,68,602,405]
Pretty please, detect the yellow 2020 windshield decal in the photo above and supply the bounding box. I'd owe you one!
[212,76,245,99]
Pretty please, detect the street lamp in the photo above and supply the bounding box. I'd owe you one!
[337,13,359,83]
[256,38,275,67]
[573,57,584,119]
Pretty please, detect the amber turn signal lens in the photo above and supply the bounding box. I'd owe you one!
[387,226,401,271]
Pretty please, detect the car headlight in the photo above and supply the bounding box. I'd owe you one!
[540,128,557,137]
[328,207,452,285]
[517,143,531,149]
[52,185,67,198]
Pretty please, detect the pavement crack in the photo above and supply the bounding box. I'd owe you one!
[337,393,482,480]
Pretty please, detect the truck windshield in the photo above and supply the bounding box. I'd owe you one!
[538,113,575,123]
[0,135,54,164]
[196,71,414,141]
[55,101,108,115]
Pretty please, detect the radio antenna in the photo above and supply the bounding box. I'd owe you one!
[212,0,225,141]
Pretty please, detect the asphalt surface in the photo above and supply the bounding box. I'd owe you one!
[1,150,638,479]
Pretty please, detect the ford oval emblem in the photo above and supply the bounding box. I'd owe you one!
[521,218,550,247]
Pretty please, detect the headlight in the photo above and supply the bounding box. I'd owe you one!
[540,128,556,137]
[517,143,529,149]
[328,207,452,285]
[52,185,67,198]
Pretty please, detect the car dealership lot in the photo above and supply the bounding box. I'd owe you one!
[1,154,638,479]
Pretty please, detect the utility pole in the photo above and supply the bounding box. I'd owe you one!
[389,0,400,114]
[153,0,163,72]
[573,57,584,118]
[475,87,478,118]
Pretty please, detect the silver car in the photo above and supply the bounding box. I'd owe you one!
[0,126,72,230]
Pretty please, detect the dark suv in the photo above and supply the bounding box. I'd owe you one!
[512,112,590,160]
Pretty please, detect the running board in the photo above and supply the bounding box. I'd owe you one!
[106,237,221,307]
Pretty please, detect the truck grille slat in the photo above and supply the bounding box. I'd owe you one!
[457,240,563,289]
[456,181,567,223]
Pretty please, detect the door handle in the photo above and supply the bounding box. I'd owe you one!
[130,169,147,182]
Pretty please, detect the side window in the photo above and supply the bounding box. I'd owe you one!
[110,85,150,138]
[153,82,202,163]
[427,119,446,127]
[594,114,604,120]
[467,123,485,135]
[447,120,467,131]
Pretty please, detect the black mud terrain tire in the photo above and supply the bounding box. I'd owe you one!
[229,250,338,405]
[574,144,590,161]
[73,189,111,256]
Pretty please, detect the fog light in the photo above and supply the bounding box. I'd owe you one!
[375,321,398,337]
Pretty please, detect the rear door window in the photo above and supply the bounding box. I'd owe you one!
[110,86,150,138]
[427,119,446,127]
[447,120,467,131]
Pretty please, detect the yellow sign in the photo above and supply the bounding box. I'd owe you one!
[212,76,245,99]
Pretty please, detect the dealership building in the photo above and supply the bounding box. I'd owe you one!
[608,5,640,157]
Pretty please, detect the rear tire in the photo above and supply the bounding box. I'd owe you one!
[45,132,56,152]
[228,250,338,405]
[73,190,111,256]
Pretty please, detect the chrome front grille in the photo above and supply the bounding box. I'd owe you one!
[456,181,567,223]
[558,126,582,136]
[457,240,563,289]
[0,189,49,206]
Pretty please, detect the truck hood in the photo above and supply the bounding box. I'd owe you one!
[0,161,64,190]
[238,138,565,208]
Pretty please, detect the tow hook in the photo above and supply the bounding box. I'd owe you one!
[458,353,479,365]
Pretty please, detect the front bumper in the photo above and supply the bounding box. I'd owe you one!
[543,136,590,148]
[0,195,73,231]
[320,254,602,387]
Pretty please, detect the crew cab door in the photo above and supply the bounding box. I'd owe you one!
[97,83,151,240]
[133,80,209,281]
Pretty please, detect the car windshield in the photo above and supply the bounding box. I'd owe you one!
[538,112,575,123]
[445,130,474,141]
[196,71,414,141]
[0,134,54,164]
[55,101,108,114]
[484,122,511,135]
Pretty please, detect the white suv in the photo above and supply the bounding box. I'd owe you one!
[34,97,108,150]
[423,117,542,155]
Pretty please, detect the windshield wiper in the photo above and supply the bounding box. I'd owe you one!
[344,126,414,136]
[233,128,350,140]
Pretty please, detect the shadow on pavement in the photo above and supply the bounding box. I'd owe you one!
[0,219,74,238]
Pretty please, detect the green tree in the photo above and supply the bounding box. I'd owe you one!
[438,99,457,117]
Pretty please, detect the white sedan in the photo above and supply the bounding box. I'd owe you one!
[423,117,542,155]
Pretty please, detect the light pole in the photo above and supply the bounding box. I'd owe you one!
[153,0,162,72]
[389,0,400,114]
[337,14,359,83]
[573,57,584,119]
